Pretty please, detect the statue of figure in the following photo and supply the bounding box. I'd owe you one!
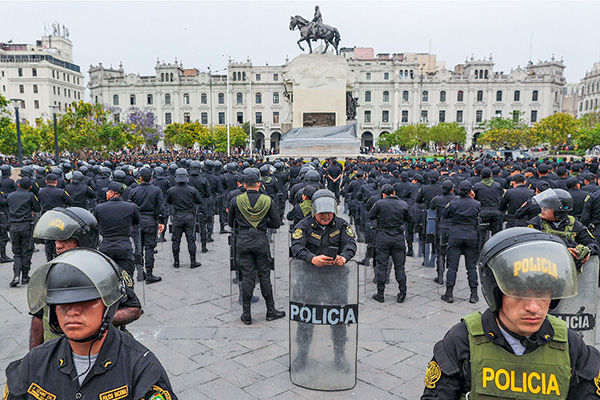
[308,6,323,37]
[346,92,359,120]
[289,6,341,55]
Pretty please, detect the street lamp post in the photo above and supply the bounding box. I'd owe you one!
[49,105,60,165]
[9,98,23,166]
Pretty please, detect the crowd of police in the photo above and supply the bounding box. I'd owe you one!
[2,151,600,398]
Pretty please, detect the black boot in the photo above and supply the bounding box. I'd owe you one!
[434,256,445,285]
[146,271,162,284]
[372,291,385,303]
[173,255,180,269]
[0,250,13,263]
[201,243,208,253]
[20,272,30,285]
[266,307,286,321]
[396,291,406,303]
[469,287,479,303]
[9,274,19,287]
[406,243,413,257]
[190,255,201,269]
[441,286,454,303]
[292,348,309,372]
[240,305,252,325]
[157,231,167,243]
[334,345,350,373]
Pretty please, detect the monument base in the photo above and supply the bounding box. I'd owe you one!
[279,124,360,158]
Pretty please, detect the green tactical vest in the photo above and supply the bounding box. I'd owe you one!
[540,216,576,241]
[460,312,571,400]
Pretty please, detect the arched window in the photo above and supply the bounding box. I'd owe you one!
[365,91,371,102]
[532,90,539,102]
[440,90,446,102]
[183,93,190,105]
[255,92,262,104]
[237,92,243,104]
[514,90,520,102]
[232,73,237,81]
[130,94,136,106]
[218,93,225,104]
[422,90,429,102]
[383,91,389,102]
[201,93,207,104]
[170,73,173,82]
[113,94,119,106]
[476,91,483,102]
[273,92,279,104]
[165,93,171,105]
[402,90,409,101]
[484,70,489,79]
[496,91,502,102]
[237,71,242,81]
[160,73,164,82]
[475,70,479,79]
[457,90,464,102]
[147,94,153,105]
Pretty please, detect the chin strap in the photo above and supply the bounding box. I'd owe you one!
[496,315,539,351]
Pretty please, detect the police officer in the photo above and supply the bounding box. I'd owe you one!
[6,177,40,287]
[166,168,202,269]
[5,248,176,399]
[421,228,600,399]
[93,181,140,277]
[228,172,285,325]
[287,185,316,228]
[441,180,480,303]
[428,179,457,285]
[0,183,12,264]
[95,166,112,203]
[37,173,73,261]
[290,189,357,371]
[498,173,534,228]
[30,207,142,349]
[474,167,504,237]
[201,160,220,242]
[64,171,95,209]
[129,168,166,284]
[369,184,412,303]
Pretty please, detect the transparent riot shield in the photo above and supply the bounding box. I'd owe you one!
[550,255,599,346]
[289,259,358,391]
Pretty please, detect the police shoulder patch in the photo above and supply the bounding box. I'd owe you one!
[292,228,303,240]
[346,225,354,237]
[122,270,133,288]
[594,370,600,395]
[3,383,9,400]
[585,195,590,202]
[424,360,441,389]
[99,385,129,400]
[145,385,172,400]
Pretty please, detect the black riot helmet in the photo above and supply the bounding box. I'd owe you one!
[28,249,125,341]
[305,170,320,182]
[0,164,11,178]
[168,163,178,174]
[20,166,34,178]
[204,160,215,171]
[214,160,223,171]
[99,166,111,178]
[79,166,89,176]
[260,165,270,177]
[175,168,189,183]
[478,227,577,312]
[311,189,338,216]
[153,166,165,177]
[189,161,202,175]
[36,166,46,177]
[532,188,573,221]
[33,207,101,249]
[71,171,84,184]
[112,169,126,183]
[242,161,250,170]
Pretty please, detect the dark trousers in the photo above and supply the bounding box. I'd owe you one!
[446,237,479,287]
[236,233,274,308]
[172,213,196,261]
[0,212,9,256]
[99,239,134,276]
[375,232,407,294]
[140,215,158,273]
[10,222,33,276]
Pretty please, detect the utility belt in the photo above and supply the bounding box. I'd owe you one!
[377,226,404,234]
[173,210,194,215]
[102,235,131,241]
[237,227,267,235]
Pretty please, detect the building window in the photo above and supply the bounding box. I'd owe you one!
[495,110,502,118]
[18,68,23,77]
[218,112,225,124]
[52,70,54,78]
[365,91,371,102]
[422,90,429,102]
[402,110,408,123]
[94,96,98,104]
[19,85,24,94]
[477,91,483,102]
[232,72,237,82]
[384,72,389,80]
[165,93,171,105]
[147,94,153,105]
[170,73,173,82]
[183,93,190,105]
[35,84,42,93]
[496,91,503,102]
[34,100,39,109]
[218,93,224,104]
[255,92,262,104]
[32,68,37,77]
[514,90,520,102]
[364,110,371,123]
[531,110,538,123]
[382,110,389,123]
[130,94,136,106]
[114,113,120,123]
[476,110,483,123]
[440,91,446,103]
[184,112,191,123]
[421,110,428,123]
[366,72,371,80]
[57,87,60,95]
[532,90,539,102]
[273,73,279,81]
[237,112,243,124]
[439,110,446,122]
[237,92,243,104]
[256,74,261,81]
[456,110,463,123]
[383,91,389,102]
[402,90,409,101]
[273,92,279,104]
[201,93,207,104]
[273,111,279,124]
[113,94,119,106]
[68,89,71,98]
[580,103,583,111]
[513,110,520,121]
[586,101,589,110]
[256,111,262,124]
[201,112,208,124]
[457,90,464,102]
[165,112,172,125]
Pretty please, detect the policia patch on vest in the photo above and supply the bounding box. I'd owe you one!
[425,361,441,388]
[122,270,133,288]
[292,228,303,240]
[27,383,56,400]
[144,385,172,400]
[99,385,129,400]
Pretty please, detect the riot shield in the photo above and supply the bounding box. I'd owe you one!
[424,209,437,268]
[289,259,359,391]
[550,255,599,346]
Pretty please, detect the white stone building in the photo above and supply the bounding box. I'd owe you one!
[89,49,565,150]
[577,62,600,117]
[0,24,85,122]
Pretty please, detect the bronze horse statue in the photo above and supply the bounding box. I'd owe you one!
[289,15,341,55]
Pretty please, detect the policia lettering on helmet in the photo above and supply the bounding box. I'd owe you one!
[93,182,140,277]
[421,228,600,399]
[29,206,142,350]
[228,172,285,325]
[4,248,176,400]
[166,168,203,269]
[37,173,73,261]
[290,189,357,372]
[368,184,412,303]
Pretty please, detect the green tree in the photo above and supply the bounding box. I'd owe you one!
[164,122,209,148]
[426,122,467,155]
[211,125,248,152]
[530,112,580,152]
[577,124,600,151]
[477,115,535,149]
[378,124,429,151]
[242,121,258,147]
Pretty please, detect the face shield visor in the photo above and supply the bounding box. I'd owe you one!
[532,188,562,210]
[33,209,82,241]
[311,195,338,216]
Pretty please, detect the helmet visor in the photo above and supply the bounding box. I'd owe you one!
[488,240,577,300]
[311,196,337,216]
[33,210,81,241]
[28,249,124,313]
[532,188,562,210]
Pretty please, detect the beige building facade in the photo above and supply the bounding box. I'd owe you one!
[577,62,600,118]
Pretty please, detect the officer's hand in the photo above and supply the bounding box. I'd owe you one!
[333,255,347,266]
[312,255,334,267]
[568,247,579,260]
[582,254,591,264]
[158,224,165,234]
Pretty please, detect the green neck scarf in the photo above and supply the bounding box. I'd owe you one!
[236,192,271,228]
[481,178,494,187]
[299,200,312,217]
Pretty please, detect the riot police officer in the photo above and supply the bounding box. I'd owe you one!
[428,180,456,285]
[474,167,504,238]
[5,248,176,399]
[421,228,600,399]
[65,171,95,209]
[498,173,534,228]
[287,185,316,228]
[188,161,211,253]
[37,173,73,261]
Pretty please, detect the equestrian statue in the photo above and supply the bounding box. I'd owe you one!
[289,5,341,55]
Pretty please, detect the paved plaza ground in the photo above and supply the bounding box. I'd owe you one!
[1,208,598,399]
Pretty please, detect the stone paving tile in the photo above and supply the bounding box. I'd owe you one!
[197,377,258,399]
[205,358,266,388]
[243,371,296,398]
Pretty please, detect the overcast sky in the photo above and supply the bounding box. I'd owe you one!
[2,1,599,93]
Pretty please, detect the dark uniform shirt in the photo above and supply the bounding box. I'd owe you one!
[443,197,481,239]
[227,189,281,231]
[7,188,41,223]
[37,185,73,213]
[64,182,95,209]
[291,215,357,263]
[368,195,412,233]
[93,197,140,238]
[129,182,166,223]
[166,183,202,213]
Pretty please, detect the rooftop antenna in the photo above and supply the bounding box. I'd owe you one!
[529,32,533,62]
